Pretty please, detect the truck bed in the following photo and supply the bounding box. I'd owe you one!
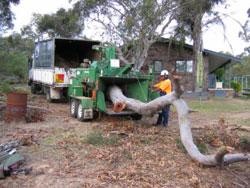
[32,67,72,87]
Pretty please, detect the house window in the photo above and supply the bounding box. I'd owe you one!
[154,60,162,73]
[176,60,193,73]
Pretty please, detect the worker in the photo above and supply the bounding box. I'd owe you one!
[80,59,91,68]
[153,69,172,127]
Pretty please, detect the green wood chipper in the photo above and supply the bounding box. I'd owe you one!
[68,44,158,121]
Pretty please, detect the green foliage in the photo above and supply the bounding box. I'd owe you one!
[232,55,250,75]
[174,0,224,40]
[176,138,207,154]
[0,0,20,33]
[196,142,208,154]
[239,8,250,55]
[231,81,242,93]
[214,67,225,81]
[85,131,119,146]
[0,81,15,94]
[74,0,177,70]
[0,34,34,83]
[22,8,84,38]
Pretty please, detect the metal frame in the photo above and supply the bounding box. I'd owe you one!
[233,75,250,91]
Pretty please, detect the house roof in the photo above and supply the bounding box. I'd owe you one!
[203,48,241,73]
[157,38,241,73]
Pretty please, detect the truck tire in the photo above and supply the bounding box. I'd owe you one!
[31,83,37,94]
[46,89,53,102]
[77,103,85,121]
[70,99,79,118]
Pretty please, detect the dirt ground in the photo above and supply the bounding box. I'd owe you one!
[0,94,249,188]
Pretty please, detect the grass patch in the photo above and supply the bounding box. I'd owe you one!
[85,131,119,146]
[235,118,250,126]
[196,143,208,154]
[188,99,250,114]
[176,138,208,154]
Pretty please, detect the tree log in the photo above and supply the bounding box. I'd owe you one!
[107,80,250,166]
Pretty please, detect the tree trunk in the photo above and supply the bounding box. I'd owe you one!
[192,13,204,92]
[107,81,250,166]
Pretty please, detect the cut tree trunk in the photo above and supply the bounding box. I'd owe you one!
[107,79,250,166]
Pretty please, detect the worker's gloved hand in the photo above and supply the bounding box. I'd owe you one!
[159,91,166,96]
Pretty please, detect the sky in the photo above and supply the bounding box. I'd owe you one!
[10,0,249,56]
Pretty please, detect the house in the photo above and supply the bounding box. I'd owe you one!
[144,38,241,93]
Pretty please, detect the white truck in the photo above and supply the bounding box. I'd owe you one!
[28,38,100,101]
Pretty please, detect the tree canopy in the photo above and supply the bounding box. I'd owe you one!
[73,0,178,70]
[173,0,224,91]
[0,0,20,33]
[239,8,250,55]
[174,0,224,41]
[0,33,33,82]
[232,55,250,76]
[22,7,84,38]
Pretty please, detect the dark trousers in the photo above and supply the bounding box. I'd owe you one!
[156,91,170,126]
[156,105,170,126]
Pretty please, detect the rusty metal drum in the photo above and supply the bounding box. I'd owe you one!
[5,92,27,122]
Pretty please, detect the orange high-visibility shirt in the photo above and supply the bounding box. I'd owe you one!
[154,79,172,94]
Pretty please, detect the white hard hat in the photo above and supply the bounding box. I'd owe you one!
[160,70,169,76]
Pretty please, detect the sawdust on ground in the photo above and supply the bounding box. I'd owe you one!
[0,95,249,188]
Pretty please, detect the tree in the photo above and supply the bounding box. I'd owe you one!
[0,33,34,82]
[21,7,84,38]
[0,0,20,33]
[73,0,178,70]
[232,55,250,76]
[174,0,225,91]
[239,8,250,54]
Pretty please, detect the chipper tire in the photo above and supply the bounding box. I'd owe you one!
[70,99,79,118]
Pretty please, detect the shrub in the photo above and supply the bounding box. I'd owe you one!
[231,81,242,97]
[231,81,242,93]
[0,81,15,94]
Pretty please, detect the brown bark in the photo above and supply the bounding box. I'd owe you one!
[107,78,250,166]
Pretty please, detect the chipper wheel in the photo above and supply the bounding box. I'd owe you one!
[77,103,94,122]
[70,99,79,118]
[77,103,85,121]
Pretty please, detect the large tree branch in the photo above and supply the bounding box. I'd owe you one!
[107,78,250,166]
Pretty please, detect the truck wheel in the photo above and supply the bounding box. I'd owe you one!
[70,99,79,118]
[46,89,53,102]
[77,103,85,121]
[31,83,37,94]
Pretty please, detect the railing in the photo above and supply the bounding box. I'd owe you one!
[233,75,250,94]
